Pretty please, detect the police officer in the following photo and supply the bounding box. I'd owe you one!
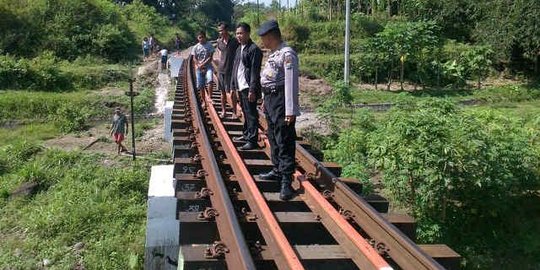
[257,20,300,201]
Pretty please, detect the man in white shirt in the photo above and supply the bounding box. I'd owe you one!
[230,23,263,151]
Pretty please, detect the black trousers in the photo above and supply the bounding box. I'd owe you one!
[239,89,259,144]
[263,90,296,175]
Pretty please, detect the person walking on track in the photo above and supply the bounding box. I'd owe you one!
[110,107,129,155]
[231,22,263,151]
[191,31,215,108]
[216,22,239,119]
[257,20,300,201]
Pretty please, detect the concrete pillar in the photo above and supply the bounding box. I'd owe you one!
[144,165,179,269]
[164,101,174,143]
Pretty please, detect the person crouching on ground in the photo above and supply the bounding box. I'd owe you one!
[191,31,215,108]
[110,107,129,154]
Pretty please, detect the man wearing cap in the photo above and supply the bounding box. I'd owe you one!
[110,107,129,155]
[231,22,263,151]
[216,22,240,119]
[257,20,300,201]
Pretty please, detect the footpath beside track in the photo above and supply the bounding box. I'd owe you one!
[165,57,461,269]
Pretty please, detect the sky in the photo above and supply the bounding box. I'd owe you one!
[247,0,298,7]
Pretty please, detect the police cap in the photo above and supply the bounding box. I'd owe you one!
[257,20,280,36]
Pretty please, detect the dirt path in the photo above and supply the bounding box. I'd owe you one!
[45,60,172,156]
[154,73,170,115]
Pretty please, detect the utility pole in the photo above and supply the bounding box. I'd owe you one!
[344,0,351,85]
[125,79,139,161]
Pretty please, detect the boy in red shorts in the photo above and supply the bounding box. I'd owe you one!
[110,107,129,154]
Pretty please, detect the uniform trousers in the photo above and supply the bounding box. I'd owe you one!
[263,90,296,175]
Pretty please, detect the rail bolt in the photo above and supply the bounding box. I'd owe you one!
[322,190,334,199]
[250,240,263,255]
[195,187,213,199]
[197,207,218,221]
[204,241,229,259]
[195,169,206,179]
[369,239,390,257]
[191,154,202,163]
[338,208,354,220]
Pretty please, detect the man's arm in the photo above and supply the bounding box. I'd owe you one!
[125,116,129,135]
[283,51,300,124]
[200,52,214,67]
[248,46,263,102]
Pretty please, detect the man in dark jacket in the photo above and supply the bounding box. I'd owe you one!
[231,22,263,151]
[216,22,239,118]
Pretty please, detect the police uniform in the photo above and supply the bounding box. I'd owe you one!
[258,20,300,201]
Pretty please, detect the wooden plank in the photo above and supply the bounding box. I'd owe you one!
[419,244,461,270]
[180,244,348,261]
[382,213,416,240]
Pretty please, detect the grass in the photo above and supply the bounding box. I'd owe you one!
[0,123,60,148]
[0,85,155,123]
[350,84,540,105]
[0,145,156,269]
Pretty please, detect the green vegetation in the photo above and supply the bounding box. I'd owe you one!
[0,0,243,269]
[233,1,540,268]
[0,142,163,269]
[319,92,540,268]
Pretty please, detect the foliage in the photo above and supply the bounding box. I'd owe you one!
[0,0,137,61]
[53,105,92,133]
[0,54,69,91]
[367,99,540,265]
[0,148,152,269]
[321,96,540,267]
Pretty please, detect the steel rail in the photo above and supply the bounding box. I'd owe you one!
[183,58,256,269]
[218,80,445,270]
[209,61,445,269]
[294,146,444,270]
[209,72,393,270]
[201,76,305,269]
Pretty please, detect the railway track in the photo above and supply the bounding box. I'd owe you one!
[171,56,460,269]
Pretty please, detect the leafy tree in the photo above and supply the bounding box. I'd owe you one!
[366,21,441,90]
[461,45,493,89]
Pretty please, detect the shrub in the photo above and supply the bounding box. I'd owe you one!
[53,104,91,133]
[367,99,540,244]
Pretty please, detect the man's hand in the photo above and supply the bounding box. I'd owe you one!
[285,115,296,125]
[248,91,256,102]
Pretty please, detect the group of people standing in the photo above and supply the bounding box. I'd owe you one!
[191,20,300,201]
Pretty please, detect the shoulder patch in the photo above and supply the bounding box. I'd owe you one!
[284,54,294,70]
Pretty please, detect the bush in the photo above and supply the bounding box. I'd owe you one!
[53,105,91,133]
[367,99,540,241]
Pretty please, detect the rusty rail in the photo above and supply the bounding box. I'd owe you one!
[212,62,451,269]
[172,56,459,269]
[178,59,255,269]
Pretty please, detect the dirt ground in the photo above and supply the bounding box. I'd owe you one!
[296,76,333,134]
[45,59,172,157]
[44,50,341,153]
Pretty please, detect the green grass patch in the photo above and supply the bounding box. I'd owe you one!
[0,146,152,269]
[0,85,155,134]
[0,123,60,148]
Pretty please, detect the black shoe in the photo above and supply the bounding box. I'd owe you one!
[279,176,295,201]
[239,142,257,151]
[259,169,281,181]
[232,136,247,143]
